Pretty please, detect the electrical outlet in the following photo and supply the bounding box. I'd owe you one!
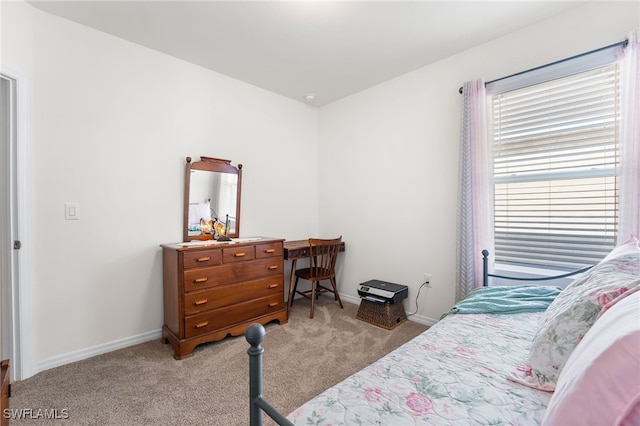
[423,273,432,287]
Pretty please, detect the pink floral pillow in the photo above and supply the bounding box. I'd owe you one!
[510,236,640,391]
[543,288,640,425]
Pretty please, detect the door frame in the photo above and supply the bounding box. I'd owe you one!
[1,70,33,381]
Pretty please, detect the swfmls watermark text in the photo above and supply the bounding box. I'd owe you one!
[3,408,69,420]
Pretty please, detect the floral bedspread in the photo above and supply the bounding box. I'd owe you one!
[288,311,551,425]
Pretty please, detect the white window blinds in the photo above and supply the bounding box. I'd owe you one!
[491,63,620,269]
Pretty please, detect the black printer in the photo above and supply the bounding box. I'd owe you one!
[357,280,408,304]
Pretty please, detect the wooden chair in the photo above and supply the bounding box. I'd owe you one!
[288,236,344,318]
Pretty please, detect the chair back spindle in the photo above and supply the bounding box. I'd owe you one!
[308,238,341,280]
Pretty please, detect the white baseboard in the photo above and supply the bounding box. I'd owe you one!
[406,313,439,327]
[34,329,162,376]
[340,294,438,327]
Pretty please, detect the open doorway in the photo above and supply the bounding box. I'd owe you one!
[1,73,18,378]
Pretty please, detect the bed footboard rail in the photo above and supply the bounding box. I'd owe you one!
[482,249,594,287]
[246,324,294,426]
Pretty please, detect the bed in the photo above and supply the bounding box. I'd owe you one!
[247,237,640,426]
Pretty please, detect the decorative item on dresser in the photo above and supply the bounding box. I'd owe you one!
[161,238,287,359]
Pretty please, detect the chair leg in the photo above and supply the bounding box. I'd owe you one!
[330,277,344,309]
[310,281,317,319]
[288,276,299,310]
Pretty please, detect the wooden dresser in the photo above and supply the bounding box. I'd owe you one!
[161,237,287,359]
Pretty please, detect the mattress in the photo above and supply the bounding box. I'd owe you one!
[287,311,551,425]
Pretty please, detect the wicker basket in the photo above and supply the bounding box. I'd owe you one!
[356,299,407,330]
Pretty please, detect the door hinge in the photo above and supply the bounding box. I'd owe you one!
[13,240,21,250]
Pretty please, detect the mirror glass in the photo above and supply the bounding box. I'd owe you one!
[183,157,242,241]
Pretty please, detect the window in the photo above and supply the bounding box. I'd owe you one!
[489,62,620,270]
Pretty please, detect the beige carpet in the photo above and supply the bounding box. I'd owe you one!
[9,299,428,425]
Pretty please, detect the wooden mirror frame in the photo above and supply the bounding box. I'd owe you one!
[183,156,243,242]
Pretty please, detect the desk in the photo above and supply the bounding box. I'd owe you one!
[283,240,346,315]
[283,239,346,260]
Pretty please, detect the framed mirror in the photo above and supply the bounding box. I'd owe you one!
[183,156,242,242]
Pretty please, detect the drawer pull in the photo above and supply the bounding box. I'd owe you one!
[268,265,279,270]
[193,299,208,306]
[193,321,209,329]
[264,248,276,253]
[268,302,278,307]
[268,284,279,289]
[234,252,246,257]
[196,256,211,262]
[193,277,208,284]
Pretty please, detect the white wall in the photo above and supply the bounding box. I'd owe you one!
[318,1,639,323]
[2,1,319,377]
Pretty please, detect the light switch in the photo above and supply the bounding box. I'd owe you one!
[65,202,80,220]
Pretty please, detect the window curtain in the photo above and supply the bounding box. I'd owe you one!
[618,29,640,242]
[456,80,494,301]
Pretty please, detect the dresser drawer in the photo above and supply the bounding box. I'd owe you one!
[223,246,255,263]
[183,257,283,292]
[182,249,222,269]
[255,242,283,258]
[185,294,284,338]
[184,277,284,316]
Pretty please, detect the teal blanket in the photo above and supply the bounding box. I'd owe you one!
[449,285,562,315]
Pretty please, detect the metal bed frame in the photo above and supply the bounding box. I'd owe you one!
[481,249,594,287]
[246,324,294,426]
[246,249,596,426]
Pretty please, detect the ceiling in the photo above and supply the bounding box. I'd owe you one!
[28,1,587,106]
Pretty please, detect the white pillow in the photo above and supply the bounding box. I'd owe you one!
[188,201,211,225]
